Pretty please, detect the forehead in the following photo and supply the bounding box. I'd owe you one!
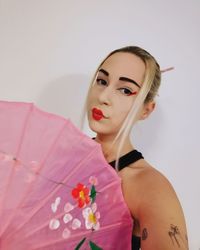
[100,52,146,84]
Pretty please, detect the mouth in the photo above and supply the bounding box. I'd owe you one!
[92,108,106,121]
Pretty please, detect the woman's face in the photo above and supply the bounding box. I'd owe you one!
[87,52,146,138]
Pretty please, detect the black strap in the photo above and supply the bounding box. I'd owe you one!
[132,235,141,250]
[109,149,144,171]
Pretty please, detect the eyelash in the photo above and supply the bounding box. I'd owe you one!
[96,79,107,86]
[96,79,137,96]
[119,88,136,96]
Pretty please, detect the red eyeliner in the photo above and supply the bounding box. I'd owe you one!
[129,91,137,96]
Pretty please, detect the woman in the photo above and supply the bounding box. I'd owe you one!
[84,46,188,249]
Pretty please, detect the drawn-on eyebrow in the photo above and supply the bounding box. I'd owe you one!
[119,77,141,88]
[99,68,109,76]
[98,68,141,88]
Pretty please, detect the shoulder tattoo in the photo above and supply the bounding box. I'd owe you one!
[142,228,148,240]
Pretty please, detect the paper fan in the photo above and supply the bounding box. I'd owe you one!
[0,100,132,250]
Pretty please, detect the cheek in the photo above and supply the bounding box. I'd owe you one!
[86,91,95,108]
[87,89,97,104]
[113,101,133,118]
[110,108,130,131]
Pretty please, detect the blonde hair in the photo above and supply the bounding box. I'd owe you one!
[81,46,161,170]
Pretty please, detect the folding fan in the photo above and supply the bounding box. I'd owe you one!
[0,100,132,250]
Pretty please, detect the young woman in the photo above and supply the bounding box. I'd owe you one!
[84,46,188,249]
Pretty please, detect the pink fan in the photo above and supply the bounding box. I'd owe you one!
[0,100,132,250]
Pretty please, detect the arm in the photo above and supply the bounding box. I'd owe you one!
[121,167,188,250]
[138,174,188,250]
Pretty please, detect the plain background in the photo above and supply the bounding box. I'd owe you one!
[0,0,199,248]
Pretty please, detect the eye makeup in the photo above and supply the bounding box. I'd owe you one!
[99,69,109,76]
[128,91,137,96]
[119,77,141,88]
[98,68,141,88]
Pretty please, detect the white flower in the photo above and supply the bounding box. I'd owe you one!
[82,203,100,230]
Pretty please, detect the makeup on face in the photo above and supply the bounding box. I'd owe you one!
[128,91,137,96]
[98,68,141,88]
[118,77,141,89]
[99,69,109,76]
[92,108,106,121]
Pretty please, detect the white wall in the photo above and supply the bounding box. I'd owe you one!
[0,0,199,248]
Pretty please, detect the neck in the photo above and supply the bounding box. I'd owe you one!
[94,134,134,163]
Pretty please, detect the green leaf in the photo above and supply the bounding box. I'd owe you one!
[89,241,103,250]
[90,185,97,203]
[74,237,86,250]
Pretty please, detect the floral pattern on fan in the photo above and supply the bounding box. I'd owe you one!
[49,176,102,250]
[71,183,90,208]
[0,150,102,249]
[83,203,100,230]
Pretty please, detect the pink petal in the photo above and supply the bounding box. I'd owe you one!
[96,212,100,219]
[62,228,71,239]
[72,218,81,230]
[89,176,98,185]
[49,218,60,230]
[93,222,100,231]
[64,202,74,213]
[63,213,73,223]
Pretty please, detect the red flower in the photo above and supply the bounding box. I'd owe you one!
[71,183,90,208]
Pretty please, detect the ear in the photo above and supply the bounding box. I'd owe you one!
[139,101,156,120]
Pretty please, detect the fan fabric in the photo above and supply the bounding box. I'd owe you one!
[0,101,132,250]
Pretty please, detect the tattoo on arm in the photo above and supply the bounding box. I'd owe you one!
[168,224,188,248]
[142,228,148,240]
[168,224,181,247]
[141,225,188,248]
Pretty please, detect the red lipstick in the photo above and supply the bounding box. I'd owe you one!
[92,108,105,121]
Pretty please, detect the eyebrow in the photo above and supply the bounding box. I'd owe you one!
[119,77,141,88]
[99,68,109,76]
[98,68,141,88]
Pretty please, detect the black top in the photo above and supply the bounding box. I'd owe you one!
[109,149,144,250]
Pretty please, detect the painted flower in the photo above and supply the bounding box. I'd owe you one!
[82,203,100,230]
[63,213,73,224]
[49,218,60,230]
[71,183,90,208]
[51,197,61,213]
[62,228,71,239]
[89,176,98,186]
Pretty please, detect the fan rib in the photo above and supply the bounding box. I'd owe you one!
[0,103,34,236]
[2,105,71,239]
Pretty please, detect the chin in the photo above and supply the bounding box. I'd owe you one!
[88,120,107,135]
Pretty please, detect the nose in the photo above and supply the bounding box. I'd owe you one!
[98,85,112,105]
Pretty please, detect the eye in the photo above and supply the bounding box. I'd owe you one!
[118,88,137,96]
[96,78,108,86]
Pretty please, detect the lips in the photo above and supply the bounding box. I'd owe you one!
[92,108,105,121]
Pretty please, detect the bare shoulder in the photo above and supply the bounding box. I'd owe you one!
[119,160,189,249]
[119,160,181,213]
